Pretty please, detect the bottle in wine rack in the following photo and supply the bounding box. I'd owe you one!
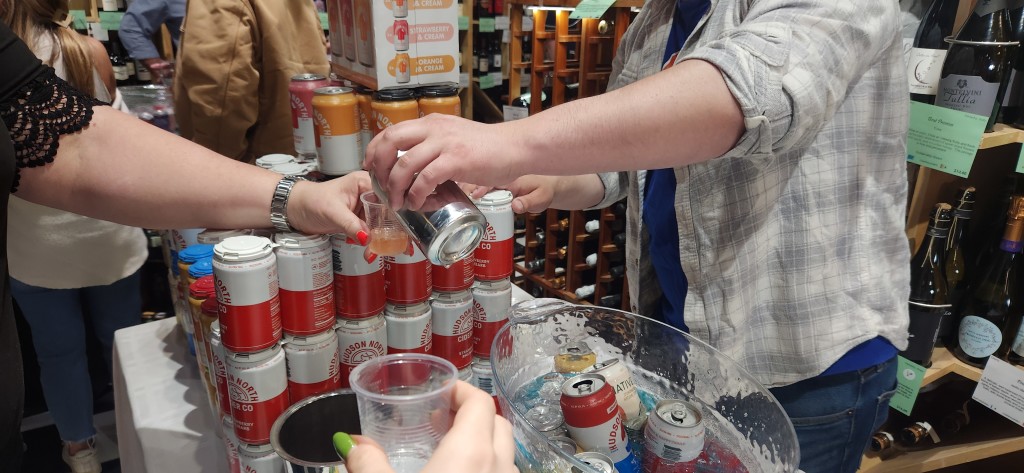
[1004,4,1024,123]
[535,231,545,246]
[584,253,598,268]
[525,259,544,273]
[901,203,953,367]
[554,246,568,260]
[612,233,626,247]
[940,187,976,346]
[599,294,622,308]
[608,265,625,280]
[575,284,595,299]
[908,0,960,104]
[585,219,600,234]
[514,242,525,258]
[611,201,626,216]
[555,217,570,232]
[869,431,896,454]
[550,276,565,289]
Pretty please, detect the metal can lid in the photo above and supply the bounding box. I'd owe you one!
[227,343,282,364]
[271,161,312,177]
[471,355,491,366]
[210,320,221,336]
[314,86,354,96]
[283,327,337,347]
[525,404,564,432]
[214,235,274,262]
[586,358,620,372]
[292,73,328,82]
[187,259,214,278]
[385,301,431,317]
[561,373,606,397]
[572,452,615,473]
[426,210,486,265]
[189,275,216,298]
[558,340,593,357]
[373,88,416,101]
[274,232,330,248]
[255,154,296,169]
[178,244,215,263]
[418,83,459,98]
[474,190,513,206]
[654,399,702,428]
[549,436,578,456]
[458,365,474,382]
[431,289,473,304]
[238,442,276,454]
[337,312,386,327]
[473,277,511,291]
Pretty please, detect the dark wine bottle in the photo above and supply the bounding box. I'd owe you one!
[953,195,1024,368]
[108,33,130,88]
[934,0,1019,132]
[940,187,976,346]
[908,0,960,103]
[599,294,622,308]
[901,203,953,367]
[1001,4,1024,123]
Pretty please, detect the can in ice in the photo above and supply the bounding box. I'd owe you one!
[209,321,232,419]
[226,344,290,444]
[383,243,432,304]
[584,358,642,421]
[473,190,514,281]
[573,452,618,473]
[550,436,580,456]
[393,19,410,51]
[525,404,569,438]
[222,415,241,473]
[274,233,335,335]
[432,258,474,292]
[237,442,284,473]
[214,236,282,352]
[560,373,637,473]
[290,73,330,159]
[283,329,342,402]
[336,313,388,388]
[430,290,474,369]
[554,340,597,374]
[384,302,432,354]
[471,278,511,357]
[332,235,386,318]
[642,399,706,472]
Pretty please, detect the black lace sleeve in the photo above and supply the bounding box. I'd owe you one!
[0,66,103,193]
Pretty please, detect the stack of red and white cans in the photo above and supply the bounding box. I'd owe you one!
[213,235,288,465]
[430,245,474,373]
[470,190,515,403]
[332,234,389,388]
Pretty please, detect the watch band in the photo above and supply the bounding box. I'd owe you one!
[270,176,302,232]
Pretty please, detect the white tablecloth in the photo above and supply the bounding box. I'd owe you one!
[113,318,229,473]
[112,284,532,473]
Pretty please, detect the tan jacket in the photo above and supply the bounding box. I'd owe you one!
[174,0,329,162]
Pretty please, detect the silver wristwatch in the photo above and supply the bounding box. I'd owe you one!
[270,176,303,232]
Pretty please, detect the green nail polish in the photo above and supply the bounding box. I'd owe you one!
[333,432,356,459]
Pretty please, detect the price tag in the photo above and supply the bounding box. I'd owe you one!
[522,17,534,32]
[89,22,109,42]
[69,10,88,30]
[973,356,1024,426]
[503,105,529,121]
[99,11,124,31]
[479,74,495,89]
[495,15,511,30]
[520,71,531,88]
[319,12,329,30]
[569,0,616,19]
[459,73,470,89]
[906,101,987,178]
[490,71,503,86]
[458,15,469,30]
[1017,144,1024,174]
[479,17,496,33]
[503,29,512,43]
[889,356,927,416]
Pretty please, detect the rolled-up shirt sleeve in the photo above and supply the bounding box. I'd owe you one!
[119,0,166,60]
[683,0,901,159]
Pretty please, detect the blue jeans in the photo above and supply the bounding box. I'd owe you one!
[769,357,897,473]
[11,271,142,443]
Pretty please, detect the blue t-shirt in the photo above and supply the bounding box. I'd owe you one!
[645,0,895,377]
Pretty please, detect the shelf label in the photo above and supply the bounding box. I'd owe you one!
[89,21,109,42]
[479,74,496,89]
[503,105,529,121]
[890,356,927,416]
[522,17,534,32]
[459,72,470,89]
[570,0,616,19]
[490,71,503,86]
[479,17,496,33]
[906,102,987,178]
[98,11,124,31]
[69,10,88,30]
[973,356,1024,427]
[319,12,329,30]
[458,15,469,30]
[1017,144,1024,174]
[495,15,511,30]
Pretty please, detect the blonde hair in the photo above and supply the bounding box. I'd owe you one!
[2,0,97,94]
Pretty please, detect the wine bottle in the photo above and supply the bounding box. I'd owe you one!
[585,253,597,268]
[934,0,1019,132]
[535,231,545,246]
[901,203,953,367]
[514,242,525,258]
[908,0,960,103]
[575,284,595,299]
[525,259,544,273]
[491,39,502,72]
[585,219,600,234]
[1004,4,1024,123]
[550,275,565,289]
[612,232,626,247]
[869,431,896,453]
[940,187,976,345]
[599,294,622,308]
[953,195,1024,368]
[555,217,569,231]
[107,33,130,88]
[608,264,625,279]
[900,421,936,447]
[611,201,626,216]
[554,246,567,259]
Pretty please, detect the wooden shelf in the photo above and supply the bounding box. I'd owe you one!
[921,347,983,387]
[978,123,1024,150]
[601,243,618,253]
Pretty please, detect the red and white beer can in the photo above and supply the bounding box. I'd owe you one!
[384,244,432,304]
[472,278,511,357]
[431,258,474,292]
[643,399,706,471]
[458,365,474,383]
[430,290,474,369]
[290,74,330,159]
[237,442,284,473]
[283,329,342,402]
[274,233,336,335]
[560,373,634,465]
[393,19,410,51]
[214,236,282,352]
[384,302,432,354]
[222,416,241,473]
[332,235,386,318]
[336,314,388,388]
[198,229,253,245]
[209,321,232,419]
[225,344,290,444]
[584,358,642,421]
[473,191,514,280]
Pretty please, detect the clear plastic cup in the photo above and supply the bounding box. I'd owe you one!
[349,353,458,473]
[361,191,411,256]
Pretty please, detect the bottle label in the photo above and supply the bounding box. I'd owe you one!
[936,74,1000,117]
[113,65,129,81]
[102,0,119,11]
[1002,68,1022,107]
[1013,323,1024,356]
[958,315,1003,358]
[902,304,949,363]
[908,48,947,95]
[975,0,1010,17]
[1000,238,1024,253]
